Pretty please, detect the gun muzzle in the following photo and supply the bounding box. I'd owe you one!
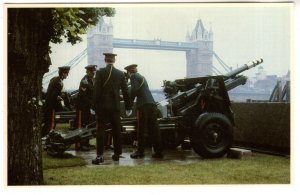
[247,58,263,69]
[225,58,264,78]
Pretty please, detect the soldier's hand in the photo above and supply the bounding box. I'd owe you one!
[90,109,95,115]
[126,109,132,116]
[57,96,63,101]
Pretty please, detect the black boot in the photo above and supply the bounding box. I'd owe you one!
[92,156,104,165]
[130,151,145,159]
[112,154,120,161]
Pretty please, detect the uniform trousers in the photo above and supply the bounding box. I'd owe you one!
[76,108,91,127]
[137,104,163,154]
[96,109,122,156]
[42,108,55,137]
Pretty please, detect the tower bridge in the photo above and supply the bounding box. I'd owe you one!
[87,17,217,78]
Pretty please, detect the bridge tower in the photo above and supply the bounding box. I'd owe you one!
[186,19,213,77]
[87,17,114,68]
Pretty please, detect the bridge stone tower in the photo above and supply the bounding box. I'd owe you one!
[87,17,113,68]
[185,19,213,77]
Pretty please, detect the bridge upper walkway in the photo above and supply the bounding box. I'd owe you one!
[113,38,199,51]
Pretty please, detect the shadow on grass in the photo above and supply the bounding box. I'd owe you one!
[43,151,86,170]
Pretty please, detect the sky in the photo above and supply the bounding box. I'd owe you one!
[47,3,293,90]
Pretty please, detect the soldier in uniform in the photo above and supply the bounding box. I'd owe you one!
[75,64,97,151]
[42,66,70,137]
[124,64,163,159]
[92,53,132,164]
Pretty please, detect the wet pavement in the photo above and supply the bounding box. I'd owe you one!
[66,146,204,167]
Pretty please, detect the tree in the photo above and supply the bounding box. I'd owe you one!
[7,7,115,185]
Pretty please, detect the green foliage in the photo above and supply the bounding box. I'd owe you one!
[51,8,115,44]
[43,154,290,185]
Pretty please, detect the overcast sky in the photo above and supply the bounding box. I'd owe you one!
[47,3,292,90]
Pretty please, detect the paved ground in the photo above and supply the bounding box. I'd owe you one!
[66,146,204,167]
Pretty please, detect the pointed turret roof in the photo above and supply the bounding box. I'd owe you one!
[190,19,210,41]
[194,19,205,38]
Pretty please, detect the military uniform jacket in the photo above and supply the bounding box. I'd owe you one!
[77,75,94,111]
[93,64,131,113]
[45,76,64,111]
[130,73,155,109]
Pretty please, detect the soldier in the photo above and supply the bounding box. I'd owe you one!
[92,53,132,164]
[75,64,97,151]
[42,66,70,137]
[124,64,163,159]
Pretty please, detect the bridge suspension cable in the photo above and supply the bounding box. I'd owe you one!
[213,52,232,73]
[43,49,87,86]
[212,66,223,75]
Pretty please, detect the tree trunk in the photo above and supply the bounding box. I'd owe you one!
[7,8,53,185]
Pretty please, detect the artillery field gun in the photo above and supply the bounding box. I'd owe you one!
[44,58,263,158]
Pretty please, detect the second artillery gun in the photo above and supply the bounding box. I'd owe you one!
[158,58,263,157]
[44,58,263,158]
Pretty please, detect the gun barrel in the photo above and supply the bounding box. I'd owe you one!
[225,58,263,79]
[225,76,248,91]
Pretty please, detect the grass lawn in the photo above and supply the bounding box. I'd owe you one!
[43,153,290,185]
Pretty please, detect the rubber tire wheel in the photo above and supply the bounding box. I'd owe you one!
[191,112,233,158]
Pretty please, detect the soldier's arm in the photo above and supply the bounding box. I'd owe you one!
[130,74,141,103]
[49,79,63,103]
[92,71,101,110]
[79,76,90,93]
[76,79,87,110]
[121,73,132,110]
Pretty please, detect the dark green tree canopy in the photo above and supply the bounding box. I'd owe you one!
[51,8,115,45]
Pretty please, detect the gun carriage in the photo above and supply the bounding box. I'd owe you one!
[44,59,263,158]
